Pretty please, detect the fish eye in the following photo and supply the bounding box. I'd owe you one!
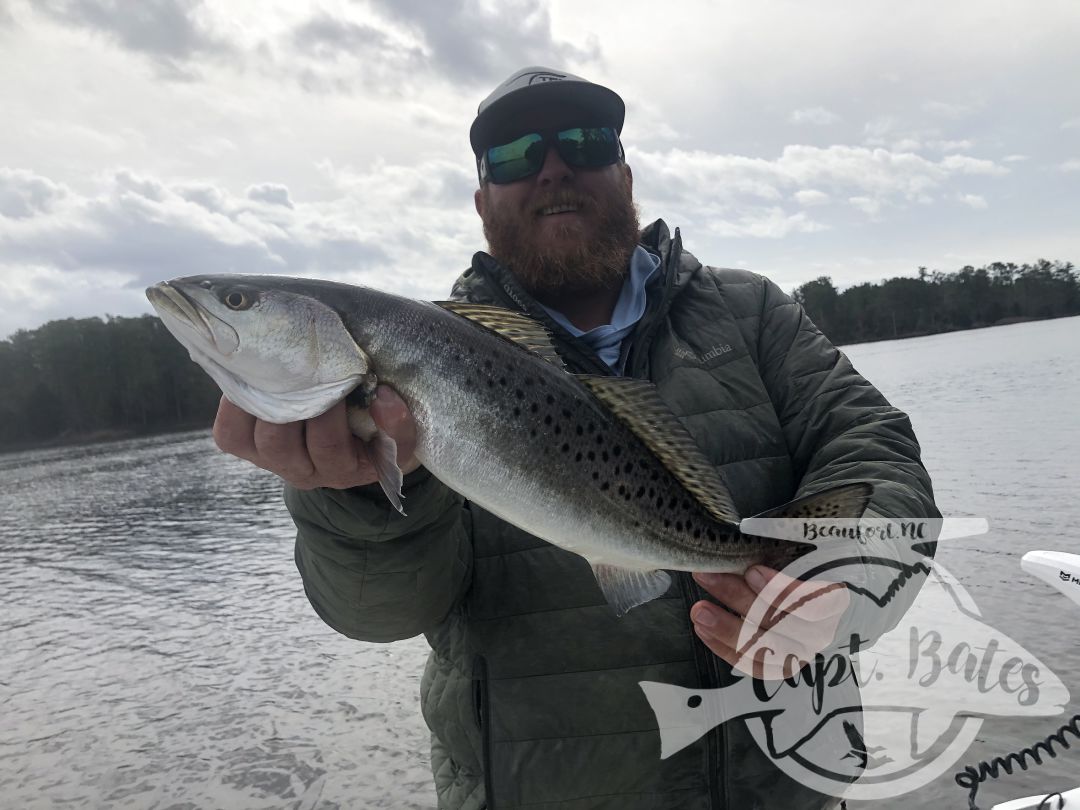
[223,290,254,310]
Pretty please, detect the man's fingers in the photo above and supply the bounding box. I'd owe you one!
[253,419,315,484]
[748,567,850,622]
[693,572,758,617]
[369,385,419,471]
[689,600,743,647]
[213,389,417,489]
[694,568,849,624]
[213,396,258,461]
[305,401,365,478]
[691,600,823,663]
[693,618,804,680]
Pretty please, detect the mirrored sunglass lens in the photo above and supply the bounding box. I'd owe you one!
[487,133,544,183]
[557,127,618,167]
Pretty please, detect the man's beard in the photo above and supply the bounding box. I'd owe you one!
[480,179,641,300]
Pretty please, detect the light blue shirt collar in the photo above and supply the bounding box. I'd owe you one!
[540,245,662,372]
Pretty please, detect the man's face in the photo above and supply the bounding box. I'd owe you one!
[473,107,641,300]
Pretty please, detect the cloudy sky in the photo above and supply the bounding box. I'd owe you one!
[1,0,1077,338]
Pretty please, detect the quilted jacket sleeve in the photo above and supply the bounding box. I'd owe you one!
[287,468,472,643]
[754,276,940,649]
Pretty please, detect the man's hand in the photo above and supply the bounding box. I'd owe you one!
[212,385,420,490]
[690,566,850,680]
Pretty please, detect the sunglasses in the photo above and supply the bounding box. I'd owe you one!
[478,126,623,185]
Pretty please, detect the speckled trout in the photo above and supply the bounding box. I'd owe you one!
[146,275,872,614]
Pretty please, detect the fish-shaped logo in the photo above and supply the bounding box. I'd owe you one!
[640,544,1070,801]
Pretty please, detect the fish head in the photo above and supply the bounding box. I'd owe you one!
[146,275,373,423]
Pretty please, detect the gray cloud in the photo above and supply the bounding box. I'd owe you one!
[246,183,294,209]
[285,11,425,91]
[0,169,67,218]
[291,12,402,60]
[0,170,388,290]
[631,144,1009,238]
[279,1,597,95]
[35,0,234,75]
[363,0,598,84]
[0,161,485,336]
[29,0,597,93]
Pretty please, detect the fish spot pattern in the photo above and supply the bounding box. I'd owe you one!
[457,342,735,553]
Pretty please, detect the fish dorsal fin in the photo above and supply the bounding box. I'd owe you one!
[576,375,741,525]
[435,301,565,368]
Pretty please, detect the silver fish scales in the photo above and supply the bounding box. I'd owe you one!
[147,274,872,614]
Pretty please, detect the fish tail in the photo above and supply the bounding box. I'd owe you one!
[638,681,732,759]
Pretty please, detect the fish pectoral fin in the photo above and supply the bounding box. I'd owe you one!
[347,405,406,516]
[591,564,672,616]
[368,429,406,516]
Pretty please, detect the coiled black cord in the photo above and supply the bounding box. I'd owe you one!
[953,713,1080,809]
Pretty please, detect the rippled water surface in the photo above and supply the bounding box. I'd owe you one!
[2,316,1078,809]
[842,317,1080,808]
[0,434,434,809]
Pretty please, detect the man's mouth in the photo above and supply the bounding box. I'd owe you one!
[538,203,581,216]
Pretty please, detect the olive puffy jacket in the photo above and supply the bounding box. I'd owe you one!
[286,220,939,809]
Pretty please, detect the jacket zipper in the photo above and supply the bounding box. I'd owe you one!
[679,572,725,810]
[474,654,495,810]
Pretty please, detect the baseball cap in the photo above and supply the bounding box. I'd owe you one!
[469,66,625,156]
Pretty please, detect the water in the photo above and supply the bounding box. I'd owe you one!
[0,434,435,809]
[1,316,1078,809]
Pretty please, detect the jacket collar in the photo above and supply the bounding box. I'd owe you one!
[451,219,702,374]
[640,218,702,294]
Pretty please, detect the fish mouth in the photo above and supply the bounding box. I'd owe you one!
[146,282,215,344]
[145,281,239,355]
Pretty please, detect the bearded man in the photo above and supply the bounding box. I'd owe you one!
[213,67,939,809]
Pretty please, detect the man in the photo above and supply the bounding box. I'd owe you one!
[214,67,938,809]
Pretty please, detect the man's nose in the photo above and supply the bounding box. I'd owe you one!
[536,144,574,184]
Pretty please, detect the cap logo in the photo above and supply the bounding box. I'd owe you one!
[527,72,567,85]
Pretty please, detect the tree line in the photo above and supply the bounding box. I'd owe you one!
[1,258,1077,451]
[793,259,1078,345]
[0,314,221,450]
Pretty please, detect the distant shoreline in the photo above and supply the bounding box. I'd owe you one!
[835,312,1061,348]
[3,312,1077,456]
[0,422,212,456]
